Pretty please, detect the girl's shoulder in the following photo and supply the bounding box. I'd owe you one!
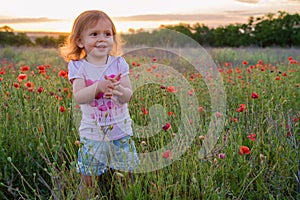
[68,59,85,70]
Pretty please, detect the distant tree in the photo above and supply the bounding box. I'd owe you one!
[191,23,215,46]
[35,36,57,47]
[0,25,32,46]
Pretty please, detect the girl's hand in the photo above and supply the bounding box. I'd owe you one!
[105,74,133,103]
[97,79,115,99]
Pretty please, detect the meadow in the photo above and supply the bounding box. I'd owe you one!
[0,46,299,199]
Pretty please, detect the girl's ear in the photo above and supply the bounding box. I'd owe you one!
[76,39,84,48]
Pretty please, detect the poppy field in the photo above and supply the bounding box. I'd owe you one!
[0,46,299,199]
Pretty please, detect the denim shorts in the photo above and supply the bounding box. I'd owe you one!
[77,136,139,176]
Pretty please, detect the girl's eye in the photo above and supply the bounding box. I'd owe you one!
[105,32,112,37]
[91,32,98,37]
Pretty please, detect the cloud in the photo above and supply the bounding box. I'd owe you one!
[114,14,235,22]
[234,0,259,3]
[113,13,257,28]
[0,17,65,24]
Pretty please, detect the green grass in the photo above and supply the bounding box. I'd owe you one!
[0,47,299,199]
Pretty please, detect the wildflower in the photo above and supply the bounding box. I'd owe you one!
[257,60,264,65]
[168,111,176,116]
[236,104,246,112]
[142,107,148,115]
[218,153,226,159]
[153,57,157,62]
[17,74,27,82]
[58,70,68,78]
[24,81,34,88]
[230,117,238,123]
[20,65,30,72]
[247,133,257,141]
[162,150,172,160]
[167,86,177,93]
[37,65,46,74]
[162,122,171,131]
[293,117,299,122]
[251,92,259,99]
[60,106,65,112]
[37,86,43,93]
[239,146,250,155]
[242,60,248,65]
[225,62,231,67]
[13,82,20,89]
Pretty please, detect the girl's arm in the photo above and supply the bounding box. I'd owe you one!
[72,78,114,104]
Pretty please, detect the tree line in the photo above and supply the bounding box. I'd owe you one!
[123,11,300,47]
[0,11,299,48]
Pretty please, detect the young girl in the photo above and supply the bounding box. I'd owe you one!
[59,10,138,190]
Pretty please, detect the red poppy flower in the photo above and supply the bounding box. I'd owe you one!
[289,60,297,64]
[225,62,231,67]
[58,70,68,78]
[13,82,20,89]
[153,57,157,62]
[162,150,172,159]
[24,81,34,88]
[60,106,65,112]
[167,86,177,93]
[242,60,248,65]
[239,146,250,155]
[247,133,257,141]
[162,122,171,131]
[37,87,44,93]
[236,104,246,112]
[168,111,175,116]
[141,107,148,115]
[17,74,27,82]
[20,65,30,72]
[251,92,259,99]
[38,65,46,74]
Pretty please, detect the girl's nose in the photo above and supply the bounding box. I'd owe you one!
[97,33,108,41]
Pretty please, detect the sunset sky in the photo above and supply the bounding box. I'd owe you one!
[1,0,299,33]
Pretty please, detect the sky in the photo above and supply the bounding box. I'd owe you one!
[0,0,299,33]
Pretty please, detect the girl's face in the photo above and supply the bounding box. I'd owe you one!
[77,19,114,64]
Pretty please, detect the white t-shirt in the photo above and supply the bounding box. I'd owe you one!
[68,56,133,141]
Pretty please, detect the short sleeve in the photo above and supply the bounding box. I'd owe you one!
[118,57,130,77]
[68,60,84,83]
